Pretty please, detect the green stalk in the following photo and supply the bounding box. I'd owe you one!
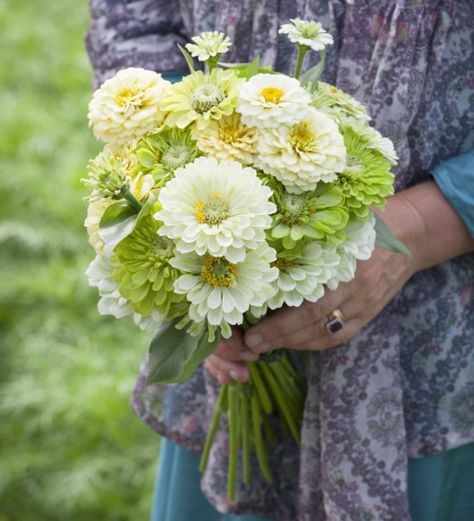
[199,385,228,472]
[251,393,273,483]
[270,359,304,405]
[260,363,301,445]
[123,189,143,212]
[248,362,273,415]
[261,410,276,447]
[227,383,239,502]
[240,386,251,485]
[293,45,309,79]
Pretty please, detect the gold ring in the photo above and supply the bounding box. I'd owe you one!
[325,308,345,335]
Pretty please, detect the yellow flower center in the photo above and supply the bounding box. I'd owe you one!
[201,255,238,287]
[289,121,317,152]
[260,87,284,104]
[195,192,229,225]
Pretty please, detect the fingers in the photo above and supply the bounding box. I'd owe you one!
[290,318,364,351]
[205,355,250,384]
[213,327,259,362]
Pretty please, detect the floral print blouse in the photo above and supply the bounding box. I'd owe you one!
[86,1,474,519]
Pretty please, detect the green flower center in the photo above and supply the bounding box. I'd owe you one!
[280,192,312,225]
[300,26,319,39]
[195,193,229,225]
[272,257,294,270]
[289,121,317,153]
[162,145,193,169]
[345,154,365,174]
[201,255,238,287]
[192,84,224,113]
[151,235,174,259]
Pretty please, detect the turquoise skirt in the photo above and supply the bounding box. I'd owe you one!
[152,438,474,521]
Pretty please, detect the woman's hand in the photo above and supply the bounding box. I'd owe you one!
[205,181,474,382]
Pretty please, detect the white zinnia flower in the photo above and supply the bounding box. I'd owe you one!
[326,214,376,290]
[268,242,340,309]
[185,31,232,62]
[357,126,399,165]
[279,19,334,51]
[86,255,164,332]
[171,244,278,336]
[155,157,276,263]
[88,67,171,145]
[237,73,311,129]
[256,106,346,193]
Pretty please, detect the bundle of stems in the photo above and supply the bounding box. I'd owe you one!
[199,350,305,501]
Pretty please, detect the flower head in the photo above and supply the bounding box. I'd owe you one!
[336,127,394,219]
[88,68,171,145]
[111,213,187,318]
[352,125,399,165]
[256,106,346,193]
[237,73,311,129]
[155,157,276,263]
[161,69,242,130]
[171,244,278,338]
[185,31,231,62]
[312,82,370,125]
[279,19,333,51]
[134,128,200,186]
[192,113,257,163]
[269,178,349,248]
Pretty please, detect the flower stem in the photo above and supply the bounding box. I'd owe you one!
[199,384,228,472]
[227,383,239,502]
[240,386,251,485]
[248,362,273,415]
[294,45,308,79]
[123,190,143,212]
[251,392,273,483]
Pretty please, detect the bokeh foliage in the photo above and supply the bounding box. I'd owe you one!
[0,2,159,519]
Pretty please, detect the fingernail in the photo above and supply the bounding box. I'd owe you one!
[240,351,259,361]
[252,342,272,354]
[229,370,239,381]
[245,333,263,348]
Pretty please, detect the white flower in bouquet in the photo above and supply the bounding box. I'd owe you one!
[267,242,340,309]
[185,31,232,62]
[171,244,278,337]
[156,157,276,263]
[237,73,311,128]
[88,68,171,145]
[192,113,257,163]
[326,214,376,290]
[85,200,110,255]
[86,255,165,332]
[312,82,370,125]
[256,106,346,193]
[355,125,399,165]
[279,19,334,51]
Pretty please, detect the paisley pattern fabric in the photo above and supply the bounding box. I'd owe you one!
[86,1,474,519]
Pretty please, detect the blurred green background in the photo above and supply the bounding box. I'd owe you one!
[0,2,159,519]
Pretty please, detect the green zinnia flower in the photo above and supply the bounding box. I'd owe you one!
[111,213,187,317]
[133,129,200,187]
[84,153,130,202]
[312,82,369,125]
[268,177,349,249]
[336,127,394,220]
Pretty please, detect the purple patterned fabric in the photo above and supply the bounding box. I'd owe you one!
[86,1,474,519]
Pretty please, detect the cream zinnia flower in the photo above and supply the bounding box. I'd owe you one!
[354,125,399,165]
[279,19,334,51]
[185,31,231,62]
[155,157,276,263]
[86,255,164,331]
[171,244,278,337]
[268,242,340,309]
[256,106,346,193]
[191,113,257,163]
[88,68,171,145]
[326,214,376,290]
[237,73,311,128]
[85,199,110,255]
[160,69,242,130]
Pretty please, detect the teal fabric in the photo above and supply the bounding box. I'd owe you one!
[152,439,474,521]
[431,149,474,237]
[407,442,474,521]
[152,438,274,521]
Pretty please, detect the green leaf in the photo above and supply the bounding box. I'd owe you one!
[99,213,138,259]
[177,43,195,73]
[99,201,137,228]
[146,322,221,385]
[373,212,412,256]
[219,55,273,78]
[300,49,327,90]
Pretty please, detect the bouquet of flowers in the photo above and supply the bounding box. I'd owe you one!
[84,19,407,501]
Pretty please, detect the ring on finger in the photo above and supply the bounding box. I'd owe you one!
[325,308,345,335]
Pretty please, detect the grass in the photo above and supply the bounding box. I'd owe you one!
[0,2,159,519]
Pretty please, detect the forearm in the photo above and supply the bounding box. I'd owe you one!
[382,180,474,274]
